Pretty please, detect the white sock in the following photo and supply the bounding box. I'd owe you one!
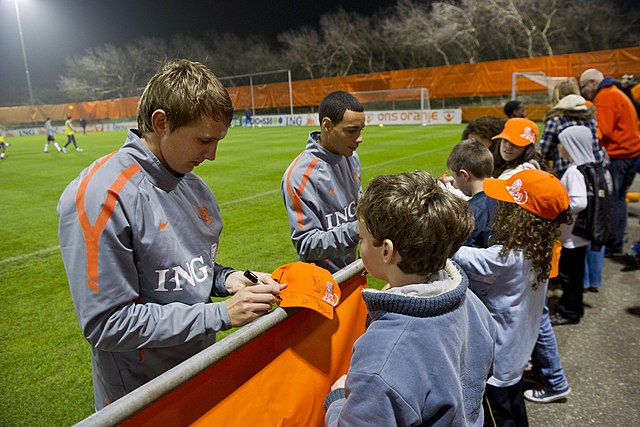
[44,143,49,152]
[54,142,61,151]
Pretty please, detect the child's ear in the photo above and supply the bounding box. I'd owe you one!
[459,169,471,181]
[382,239,398,264]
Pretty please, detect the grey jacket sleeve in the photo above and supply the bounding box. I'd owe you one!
[324,373,419,426]
[213,263,235,297]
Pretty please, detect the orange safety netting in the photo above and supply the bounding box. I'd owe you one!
[1,47,638,125]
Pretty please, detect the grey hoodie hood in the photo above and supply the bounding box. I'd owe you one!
[558,125,596,166]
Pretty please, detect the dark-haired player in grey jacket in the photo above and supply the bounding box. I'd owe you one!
[281,91,365,273]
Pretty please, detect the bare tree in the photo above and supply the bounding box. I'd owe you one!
[383,0,451,67]
[58,45,137,100]
[278,27,326,79]
[54,0,640,104]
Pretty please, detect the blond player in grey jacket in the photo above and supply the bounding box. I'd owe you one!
[57,60,285,410]
[281,91,365,273]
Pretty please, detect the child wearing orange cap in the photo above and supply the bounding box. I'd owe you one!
[491,117,544,179]
[324,171,496,426]
[453,169,572,426]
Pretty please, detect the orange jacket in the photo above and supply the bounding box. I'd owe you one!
[593,81,640,159]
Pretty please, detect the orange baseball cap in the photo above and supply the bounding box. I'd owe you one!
[491,117,538,146]
[483,169,569,220]
[271,262,341,319]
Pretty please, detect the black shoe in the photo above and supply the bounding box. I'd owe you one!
[550,313,579,326]
[588,287,599,293]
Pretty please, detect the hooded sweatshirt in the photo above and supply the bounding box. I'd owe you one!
[593,77,640,159]
[558,126,593,248]
[324,260,496,427]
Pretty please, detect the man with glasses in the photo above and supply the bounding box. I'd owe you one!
[579,68,640,256]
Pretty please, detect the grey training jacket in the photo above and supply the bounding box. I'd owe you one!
[58,130,234,409]
[281,131,361,273]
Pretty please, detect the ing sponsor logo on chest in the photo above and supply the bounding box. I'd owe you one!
[154,255,210,292]
[324,201,356,229]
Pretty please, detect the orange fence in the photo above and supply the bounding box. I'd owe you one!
[2,47,639,126]
[461,105,551,122]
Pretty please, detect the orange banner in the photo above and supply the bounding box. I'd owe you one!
[120,274,369,427]
[2,47,638,125]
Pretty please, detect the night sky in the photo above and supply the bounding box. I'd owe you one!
[0,0,397,105]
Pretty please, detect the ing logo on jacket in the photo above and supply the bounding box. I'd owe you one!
[154,255,210,292]
[324,201,357,229]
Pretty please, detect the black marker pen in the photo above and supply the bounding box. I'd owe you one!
[243,270,264,284]
[243,270,282,300]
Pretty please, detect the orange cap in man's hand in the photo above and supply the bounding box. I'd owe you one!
[272,262,341,319]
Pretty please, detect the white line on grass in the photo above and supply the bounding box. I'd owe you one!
[219,189,280,207]
[1,144,452,265]
[0,245,61,266]
[363,145,452,170]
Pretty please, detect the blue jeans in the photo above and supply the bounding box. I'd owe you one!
[606,157,639,253]
[531,303,569,391]
[583,244,605,289]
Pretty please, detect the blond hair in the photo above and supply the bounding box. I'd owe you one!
[137,59,233,133]
[357,171,473,276]
[552,79,580,104]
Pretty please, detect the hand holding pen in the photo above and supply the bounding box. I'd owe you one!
[223,270,287,327]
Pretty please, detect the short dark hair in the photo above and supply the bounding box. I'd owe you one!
[447,139,494,179]
[504,100,524,118]
[357,171,473,276]
[318,91,364,124]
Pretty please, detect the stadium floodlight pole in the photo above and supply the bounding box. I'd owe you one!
[14,0,35,107]
[249,76,255,116]
[288,69,293,115]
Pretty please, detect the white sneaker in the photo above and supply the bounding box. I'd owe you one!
[524,387,571,403]
[76,147,83,152]
[44,149,49,153]
[62,147,66,153]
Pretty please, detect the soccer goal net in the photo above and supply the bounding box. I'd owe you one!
[511,72,569,102]
[350,88,431,126]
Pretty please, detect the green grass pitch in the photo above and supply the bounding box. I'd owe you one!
[0,123,463,425]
